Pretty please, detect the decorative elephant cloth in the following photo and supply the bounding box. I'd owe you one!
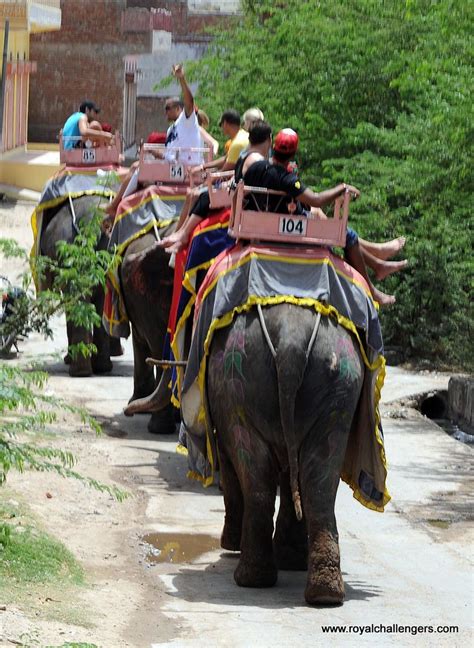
[180,243,389,512]
[102,185,182,338]
[167,207,235,410]
[30,166,120,283]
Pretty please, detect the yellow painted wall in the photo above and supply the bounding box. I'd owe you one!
[0,28,29,78]
[0,158,58,191]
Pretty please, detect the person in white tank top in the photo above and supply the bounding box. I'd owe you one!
[164,64,204,166]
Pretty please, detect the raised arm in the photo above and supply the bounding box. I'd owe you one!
[172,64,194,118]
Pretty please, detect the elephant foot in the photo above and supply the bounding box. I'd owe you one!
[92,358,113,374]
[147,405,176,435]
[305,530,344,606]
[124,368,172,416]
[234,557,278,588]
[109,338,124,357]
[69,362,92,378]
[274,542,307,571]
[220,524,241,552]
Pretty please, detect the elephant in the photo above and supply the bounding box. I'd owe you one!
[119,223,177,435]
[206,303,365,605]
[39,195,121,377]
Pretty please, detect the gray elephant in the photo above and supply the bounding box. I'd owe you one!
[39,195,120,377]
[119,226,177,434]
[206,303,369,605]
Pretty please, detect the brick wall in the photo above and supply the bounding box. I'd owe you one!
[29,0,151,142]
[136,96,168,141]
[28,0,238,143]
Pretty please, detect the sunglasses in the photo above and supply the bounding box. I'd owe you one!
[165,105,176,112]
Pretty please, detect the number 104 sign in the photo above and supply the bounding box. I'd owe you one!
[278,216,307,236]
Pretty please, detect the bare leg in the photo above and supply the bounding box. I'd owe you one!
[361,248,408,281]
[346,243,396,306]
[358,236,406,261]
[174,186,201,232]
[105,161,139,217]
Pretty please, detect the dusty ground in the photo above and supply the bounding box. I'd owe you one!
[0,200,472,648]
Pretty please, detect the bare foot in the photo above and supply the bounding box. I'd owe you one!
[375,258,408,281]
[372,287,396,306]
[370,236,406,261]
[104,203,116,217]
[159,232,188,254]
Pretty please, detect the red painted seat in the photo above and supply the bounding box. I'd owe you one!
[137,143,211,185]
[59,130,122,167]
[228,181,352,247]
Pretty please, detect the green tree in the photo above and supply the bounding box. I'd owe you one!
[190,0,473,368]
[0,212,122,495]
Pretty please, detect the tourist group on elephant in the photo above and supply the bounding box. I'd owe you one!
[31,63,408,605]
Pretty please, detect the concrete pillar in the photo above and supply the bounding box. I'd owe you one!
[448,375,474,433]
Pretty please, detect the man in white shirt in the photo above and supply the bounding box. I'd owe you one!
[104,64,203,221]
[163,64,203,165]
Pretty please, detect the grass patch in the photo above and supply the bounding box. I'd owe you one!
[0,504,83,586]
[0,499,93,629]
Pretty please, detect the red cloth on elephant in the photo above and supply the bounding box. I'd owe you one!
[167,207,232,343]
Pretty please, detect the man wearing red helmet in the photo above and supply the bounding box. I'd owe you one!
[242,128,398,306]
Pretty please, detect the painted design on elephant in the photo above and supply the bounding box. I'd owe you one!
[232,423,252,475]
[222,328,247,402]
[336,336,360,383]
[130,267,148,296]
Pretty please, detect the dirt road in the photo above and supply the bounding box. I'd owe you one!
[0,201,472,647]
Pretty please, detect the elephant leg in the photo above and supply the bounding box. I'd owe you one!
[274,470,308,571]
[109,336,124,357]
[147,404,176,435]
[218,440,244,552]
[300,427,349,606]
[129,328,156,402]
[233,444,278,588]
[90,287,113,374]
[66,318,93,377]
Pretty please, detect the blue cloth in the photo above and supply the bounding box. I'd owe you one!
[62,112,83,150]
[346,227,358,248]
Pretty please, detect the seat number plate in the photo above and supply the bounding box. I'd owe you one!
[170,164,185,181]
[279,216,307,236]
[82,149,96,163]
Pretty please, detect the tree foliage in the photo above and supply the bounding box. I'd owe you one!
[190,0,473,369]
[0,212,124,502]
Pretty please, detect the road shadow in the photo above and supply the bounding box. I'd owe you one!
[166,554,382,609]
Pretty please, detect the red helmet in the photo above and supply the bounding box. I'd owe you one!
[273,128,299,155]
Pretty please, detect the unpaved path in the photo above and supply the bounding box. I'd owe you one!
[0,201,472,648]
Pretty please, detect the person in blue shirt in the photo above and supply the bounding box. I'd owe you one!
[62,100,113,150]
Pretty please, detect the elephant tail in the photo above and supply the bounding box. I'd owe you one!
[276,357,304,521]
[274,311,322,522]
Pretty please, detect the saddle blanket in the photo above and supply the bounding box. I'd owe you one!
[180,243,389,512]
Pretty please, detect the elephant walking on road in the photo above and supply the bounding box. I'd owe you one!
[207,303,365,605]
[39,195,116,377]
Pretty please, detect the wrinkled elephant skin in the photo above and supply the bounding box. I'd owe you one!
[40,196,113,378]
[207,304,365,605]
[119,226,176,435]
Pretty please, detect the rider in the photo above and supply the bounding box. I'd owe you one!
[104,64,202,220]
[62,101,113,150]
[243,128,399,305]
